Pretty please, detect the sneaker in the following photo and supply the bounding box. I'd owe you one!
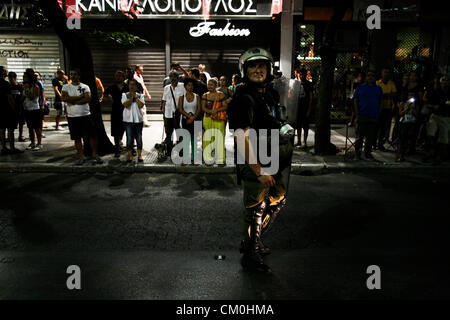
[41,133,46,138]
[26,143,36,150]
[94,156,103,164]
[32,144,42,151]
[76,158,86,166]
[18,137,28,142]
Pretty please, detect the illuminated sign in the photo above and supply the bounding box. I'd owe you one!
[1,0,279,21]
[74,0,257,14]
[189,21,250,37]
[70,0,276,19]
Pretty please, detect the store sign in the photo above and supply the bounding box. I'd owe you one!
[75,0,257,14]
[0,3,31,20]
[2,0,277,21]
[69,0,276,18]
[189,21,250,37]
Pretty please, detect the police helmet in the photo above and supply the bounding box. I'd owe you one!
[239,47,274,83]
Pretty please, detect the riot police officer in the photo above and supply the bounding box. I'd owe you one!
[228,48,294,273]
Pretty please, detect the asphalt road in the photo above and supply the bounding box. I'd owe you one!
[0,172,449,299]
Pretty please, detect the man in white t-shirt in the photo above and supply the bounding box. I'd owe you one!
[133,65,151,127]
[161,71,186,157]
[61,69,103,165]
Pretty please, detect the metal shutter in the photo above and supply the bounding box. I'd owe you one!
[0,32,63,101]
[171,49,242,81]
[87,39,165,112]
[127,47,166,111]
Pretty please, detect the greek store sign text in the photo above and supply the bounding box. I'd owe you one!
[75,0,258,15]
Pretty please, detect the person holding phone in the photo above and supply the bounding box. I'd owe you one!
[122,79,145,163]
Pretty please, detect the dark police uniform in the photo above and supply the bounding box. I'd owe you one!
[228,83,293,238]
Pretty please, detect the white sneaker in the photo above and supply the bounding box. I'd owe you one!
[26,143,35,150]
[32,144,42,151]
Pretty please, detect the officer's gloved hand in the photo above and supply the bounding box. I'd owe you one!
[280,123,295,138]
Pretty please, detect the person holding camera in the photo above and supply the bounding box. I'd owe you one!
[162,71,186,159]
[396,96,419,162]
[122,79,145,163]
[178,78,201,165]
[22,70,43,151]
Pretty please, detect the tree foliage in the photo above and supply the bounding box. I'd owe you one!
[92,29,149,47]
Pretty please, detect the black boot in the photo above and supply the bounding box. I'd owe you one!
[239,238,270,255]
[240,201,272,274]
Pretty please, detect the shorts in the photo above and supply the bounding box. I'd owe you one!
[437,116,450,145]
[0,110,18,130]
[67,115,97,141]
[24,109,43,130]
[426,114,439,138]
[54,102,67,116]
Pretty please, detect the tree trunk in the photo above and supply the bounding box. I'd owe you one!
[314,3,351,155]
[37,0,114,155]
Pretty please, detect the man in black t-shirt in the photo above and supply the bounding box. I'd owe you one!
[1,66,20,154]
[52,69,68,130]
[8,72,26,146]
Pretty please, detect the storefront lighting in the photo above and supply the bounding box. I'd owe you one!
[297,56,321,60]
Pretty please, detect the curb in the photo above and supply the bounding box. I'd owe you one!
[1,162,449,175]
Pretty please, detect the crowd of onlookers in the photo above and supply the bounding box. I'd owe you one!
[349,67,450,164]
[1,62,449,166]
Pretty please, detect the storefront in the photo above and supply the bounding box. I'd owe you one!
[82,20,280,111]
[71,0,282,111]
[0,31,65,102]
[1,0,282,111]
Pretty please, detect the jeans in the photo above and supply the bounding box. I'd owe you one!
[124,122,143,150]
[181,117,196,161]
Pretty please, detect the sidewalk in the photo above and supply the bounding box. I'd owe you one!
[1,114,449,174]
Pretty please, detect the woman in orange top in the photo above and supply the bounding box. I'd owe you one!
[202,78,227,165]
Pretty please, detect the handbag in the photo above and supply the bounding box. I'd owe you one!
[211,95,226,121]
[43,100,50,115]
